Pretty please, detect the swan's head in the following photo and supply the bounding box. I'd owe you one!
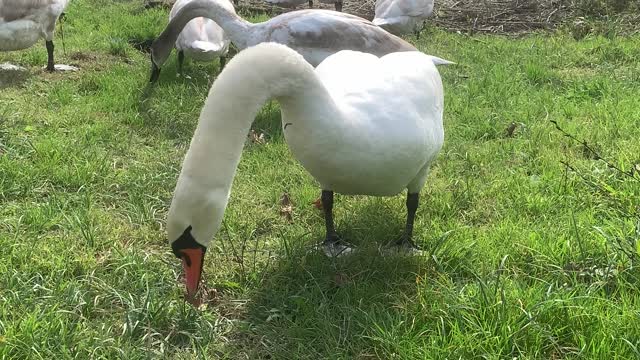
[149,33,174,82]
[167,178,228,301]
[169,225,206,301]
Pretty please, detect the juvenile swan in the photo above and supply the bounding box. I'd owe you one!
[373,0,434,37]
[166,43,448,299]
[169,0,234,75]
[149,0,416,81]
[0,0,72,71]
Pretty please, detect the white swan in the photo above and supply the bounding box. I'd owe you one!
[0,0,74,71]
[372,0,434,37]
[264,0,342,11]
[166,42,449,298]
[170,0,234,75]
[149,0,415,81]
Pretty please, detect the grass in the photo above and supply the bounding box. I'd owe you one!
[1,0,639,358]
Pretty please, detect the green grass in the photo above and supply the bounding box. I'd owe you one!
[1,0,640,358]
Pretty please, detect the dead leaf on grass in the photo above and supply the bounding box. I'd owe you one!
[312,197,323,210]
[333,272,350,287]
[505,122,518,137]
[279,192,293,223]
[248,129,265,144]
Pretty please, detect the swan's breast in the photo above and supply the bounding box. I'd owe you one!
[284,108,442,196]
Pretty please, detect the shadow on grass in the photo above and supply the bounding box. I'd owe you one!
[213,199,466,358]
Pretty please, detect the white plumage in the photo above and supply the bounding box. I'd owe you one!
[373,0,434,36]
[167,43,448,295]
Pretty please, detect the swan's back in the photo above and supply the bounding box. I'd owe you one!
[251,10,416,66]
[0,0,68,23]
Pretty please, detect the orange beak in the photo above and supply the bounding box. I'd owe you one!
[181,248,205,299]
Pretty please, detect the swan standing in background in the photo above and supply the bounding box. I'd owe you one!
[149,0,415,81]
[373,0,434,38]
[166,43,449,300]
[169,0,234,76]
[0,0,75,71]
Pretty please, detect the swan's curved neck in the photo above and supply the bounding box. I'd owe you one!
[154,0,251,64]
[167,45,338,246]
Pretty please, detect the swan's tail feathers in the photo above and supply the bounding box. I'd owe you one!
[192,41,225,53]
[372,18,386,26]
[429,56,456,66]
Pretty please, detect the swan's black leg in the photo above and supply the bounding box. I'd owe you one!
[46,40,55,72]
[415,21,426,39]
[335,1,342,11]
[321,190,339,244]
[395,192,420,249]
[177,50,185,76]
[308,0,313,8]
[318,190,354,257]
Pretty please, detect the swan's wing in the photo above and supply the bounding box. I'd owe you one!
[311,49,446,195]
[258,10,416,60]
[316,50,445,124]
[0,0,67,22]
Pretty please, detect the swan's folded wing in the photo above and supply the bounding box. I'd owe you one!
[0,0,66,22]
[281,10,417,56]
[315,50,443,115]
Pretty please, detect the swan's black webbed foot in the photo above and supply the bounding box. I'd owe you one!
[382,192,425,256]
[383,235,424,256]
[317,190,355,257]
[320,232,355,257]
